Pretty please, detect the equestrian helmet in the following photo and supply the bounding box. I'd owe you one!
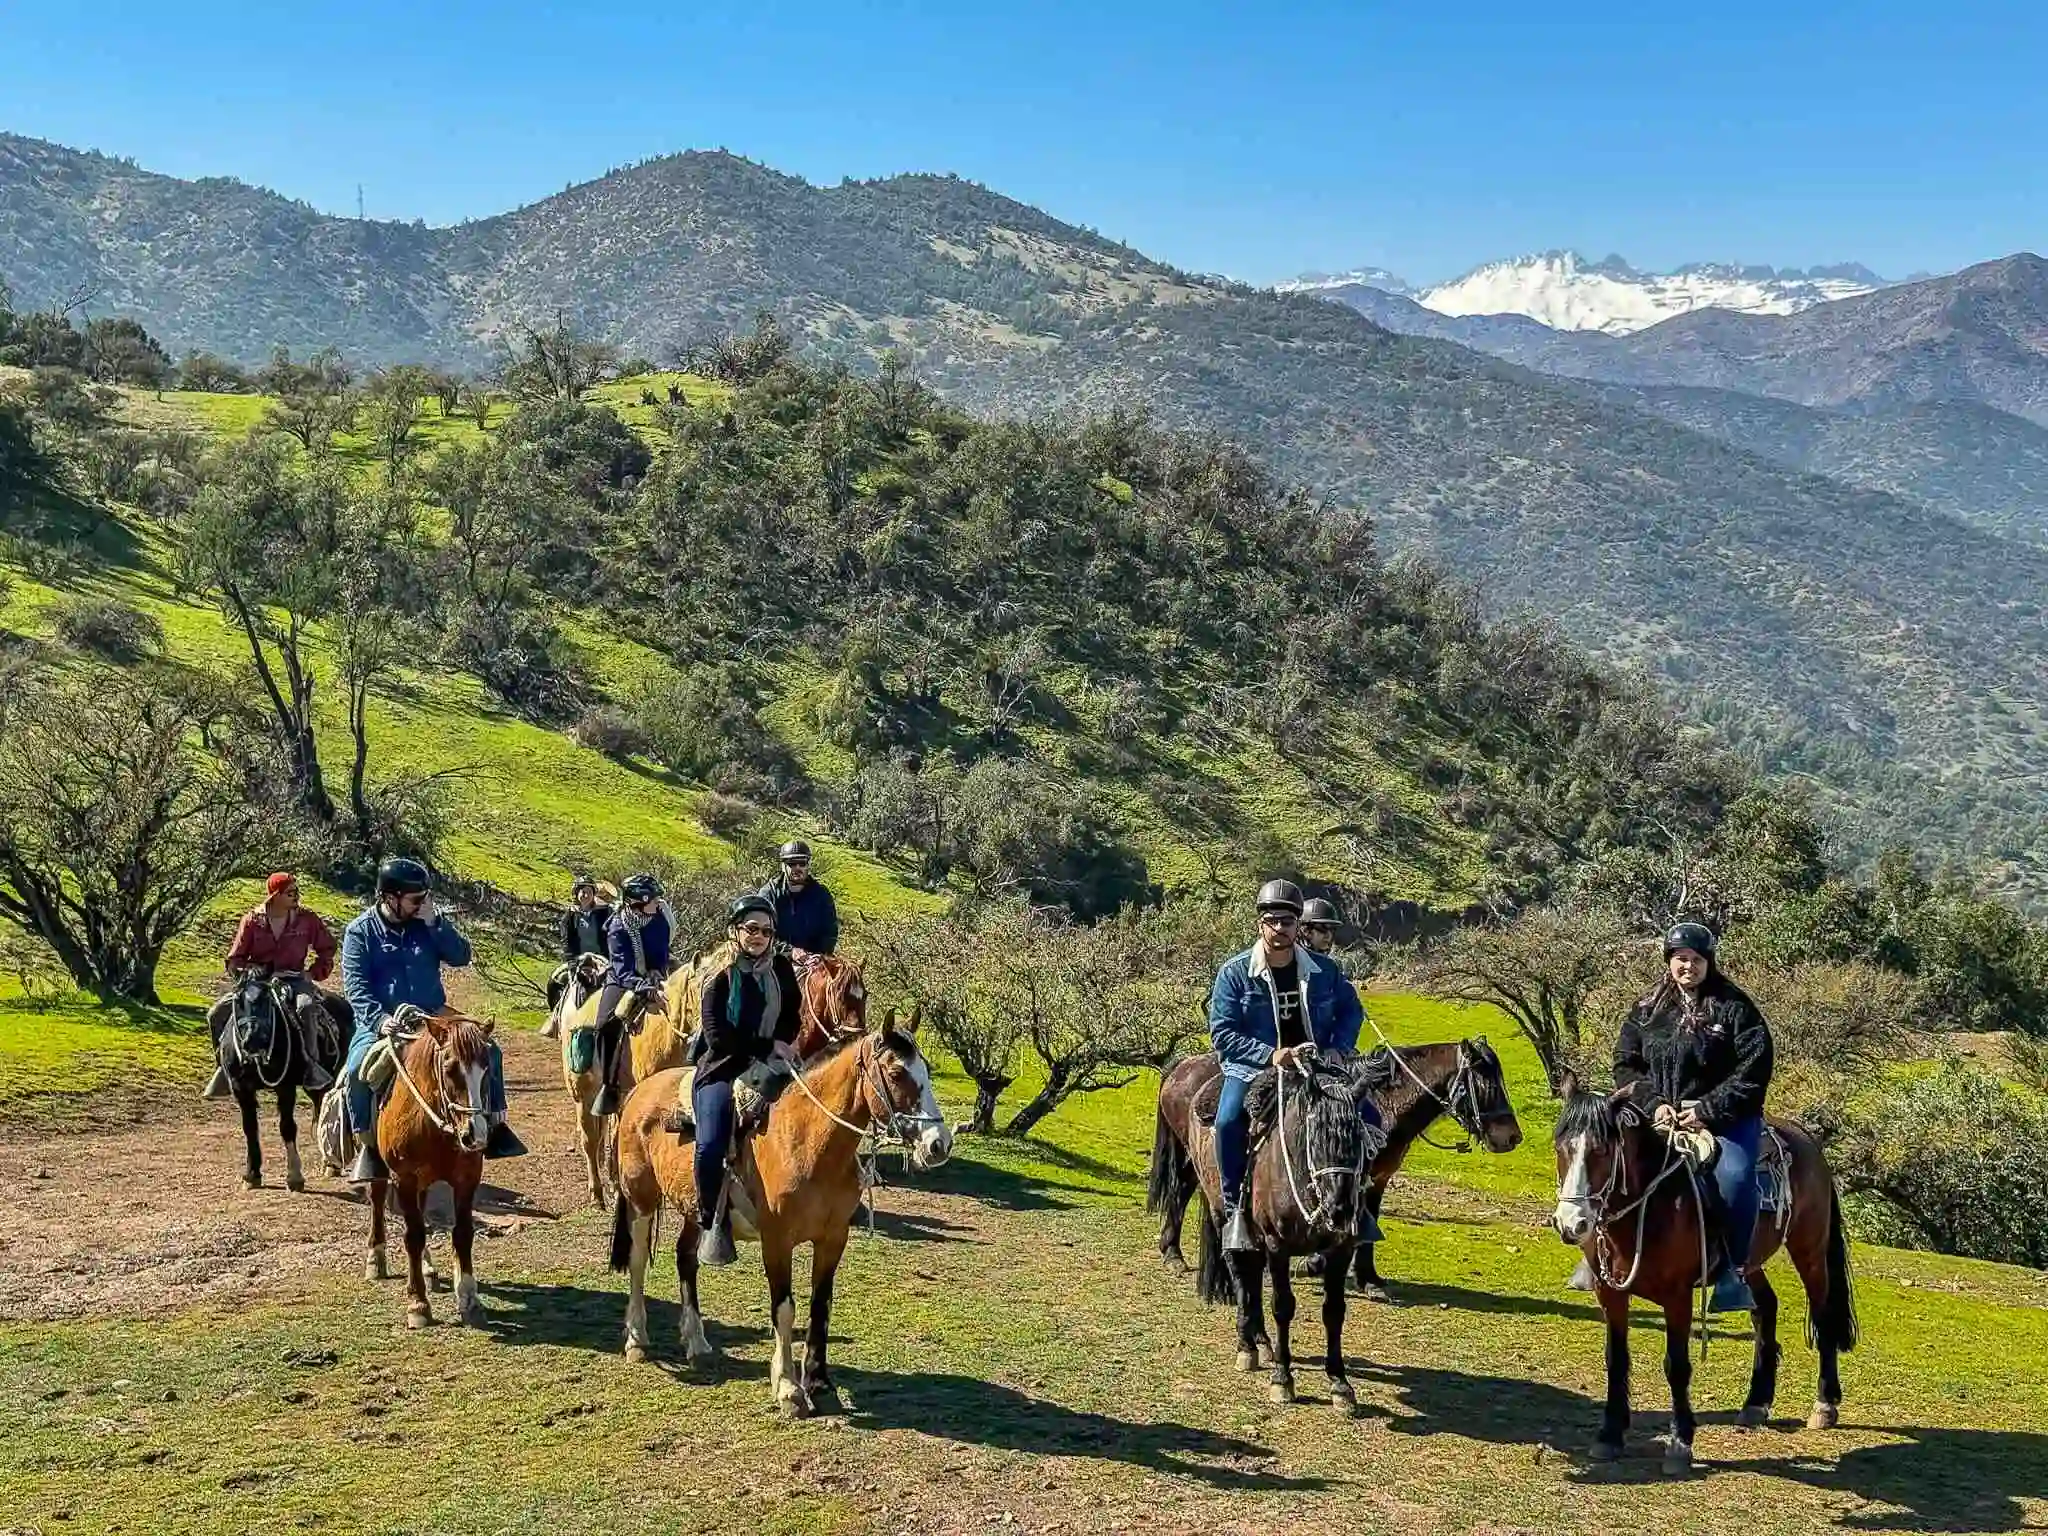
[778,840,813,863]
[1300,896,1340,927]
[376,856,430,896]
[620,872,665,904]
[729,893,777,928]
[571,872,596,895]
[1663,921,1718,959]
[1255,878,1305,915]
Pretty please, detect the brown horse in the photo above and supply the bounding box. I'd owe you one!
[364,1007,498,1329]
[1551,1078,1857,1474]
[608,1017,950,1416]
[560,973,687,1208]
[661,946,871,1058]
[1150,1049,1380,1407]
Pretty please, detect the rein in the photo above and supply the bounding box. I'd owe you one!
[1367,1019,1484,1152]
[1274,1052,1370,1233]
[1583,1121,1715,1357]
[387,1016,485,1140]
[782,1037,945,1229]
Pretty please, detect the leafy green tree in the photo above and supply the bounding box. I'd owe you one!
[258,345,355,455]
[177,351,253,394]
[81,317,171,391]
[363,364,431,485]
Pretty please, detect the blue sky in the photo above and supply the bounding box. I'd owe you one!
[5,0,2043,285]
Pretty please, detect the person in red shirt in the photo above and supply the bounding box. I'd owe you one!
[204,873,339,1098]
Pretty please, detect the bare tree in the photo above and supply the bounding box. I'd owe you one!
[258,346,356,455]
[498,315,618,403]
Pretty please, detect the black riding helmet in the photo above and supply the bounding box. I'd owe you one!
[1255,878,1305,916]
[728,893,776,929]
[376,857,430,897]
[620,872,664,905]
[571,872,597,896]
[778,840,812,863]
[1300,896,1340,927]
[1663,922,1718,960]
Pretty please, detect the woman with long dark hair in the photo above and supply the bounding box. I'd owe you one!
[1612,921,1776,1311]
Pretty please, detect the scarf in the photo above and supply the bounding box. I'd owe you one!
[621,903,654,977]
[725,947,783,1038]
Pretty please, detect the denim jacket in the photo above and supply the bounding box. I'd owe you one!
[1207,943,1364,1082]
[340,905,473,1044]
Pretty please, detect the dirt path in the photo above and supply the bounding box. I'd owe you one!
[4,1030,636,1320]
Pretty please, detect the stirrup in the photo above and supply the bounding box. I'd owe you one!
[484,1121,528,1159]
[1222,1204,1258,1253]
[591,1083,622,1117]
[202,1066,233,1101]
[347,1143,387,1185]
[697,1216,737,1268]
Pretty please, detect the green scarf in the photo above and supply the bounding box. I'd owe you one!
[725,948,783,1038]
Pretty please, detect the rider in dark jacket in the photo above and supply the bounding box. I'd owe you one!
[1614,921,1775,1312]
[760,840,838,957]
[560,874,614,963]
[589,873,670,1117]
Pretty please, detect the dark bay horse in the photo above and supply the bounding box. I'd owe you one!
[1304,1038,1523,1298]
[214,967,346,1192]
[609,1017,950,1417]
[364,1008,498,1329]
[1151,1049,1381,1407]
[1551,1077,1857,1474]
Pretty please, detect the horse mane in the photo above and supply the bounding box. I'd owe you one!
[406,1008,491,1069]
[1553,1086,1622,1151]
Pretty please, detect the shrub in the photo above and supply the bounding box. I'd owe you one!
[695,791,759,843]
[570,703,650,760]
[53,597,163,664]
[632,664,804,803]
[443,602,584,722]
[1832,1061,2048,1268]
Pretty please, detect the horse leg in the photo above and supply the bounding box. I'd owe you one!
[1231,1250,1266,1373]
[237,1085,263,1189]
[623,1212,655,1362]
[366,1176,390,1280]
[451,1185,481,1325]
[1354,1186,1395,1303]
[675,1221,714,1365]
[1266,1250,1296,1404]
[278,1084,305,1193]
[1660,1294,1697,1476]
[1739,1269,1782,1428]
[1158,1176,1194,1275]
[398,1181,432,1329]
[1590,1285,1630,1461]
[1323,1241,1356,1412]
[803,1228,849,1405]
[765,1240,810,1418]
[578,1104,606,1210]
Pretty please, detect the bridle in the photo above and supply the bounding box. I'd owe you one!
[781,1034,949,1227]
[1367,1019,1493,1151]
[1570,1109,1716,1354]
[234,971,299,1090]
[387,1012,488,1139]
[1274,1050,1377,1233]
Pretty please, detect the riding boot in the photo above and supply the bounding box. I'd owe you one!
[484,1117,528,1159]
[347,1132,387,1186]
[697,1195,738,1268]
[202,1065,233,1101]
[590,1018,623,1117]
[1710,1267,1756,1313]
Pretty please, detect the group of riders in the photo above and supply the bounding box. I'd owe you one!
[208,847,1772,1312]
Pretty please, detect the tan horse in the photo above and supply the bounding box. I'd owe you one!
[364,1008,497,1329]
[607,1017,951,1416]
[559,970,689,1208]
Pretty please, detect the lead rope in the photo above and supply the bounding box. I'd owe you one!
[1364,1016,1474,1152]
[783,1046,885,1231]
[1593,1129,1716,1361]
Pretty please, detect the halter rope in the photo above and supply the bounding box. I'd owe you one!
[386,1015,486,1139]
[1583,1118,1716,1358]
[1365,1016,1485,1152]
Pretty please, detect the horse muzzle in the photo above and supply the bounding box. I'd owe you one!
[910,1124,953,1171]
[1551,1203,1593,1244]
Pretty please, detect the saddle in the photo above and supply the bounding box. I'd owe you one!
[1191,1066,1283,1145]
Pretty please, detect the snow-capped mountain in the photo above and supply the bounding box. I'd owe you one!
[1415,252,1889,335]
[1275,266,1416,297]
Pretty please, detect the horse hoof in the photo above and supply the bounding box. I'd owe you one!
[1587,1439,1623,1463]
[1807,1402,1839,1431]
[1255,1339,1275,1369]
[241,1172,261,1190]
[1268,1377,1295,1405]
[285,1173,306,1193]
[1359,1283,1395,1305]
[405,1307,432,1331]
[365,1250,388,1282]
[1162,1253,1189,1276]
[624,1342,648,1365]
[1661,1441,1694,1477]
[1329,1379,1357,1412]
[1235,1349,1258,1373]
[780,1391,813,1421]
[1737,1404,1770,1429]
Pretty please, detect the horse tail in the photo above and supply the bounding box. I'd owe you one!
[1194,1198,1231,1306]
[1811,1185,1859,1354]
[607,1192,634,1274]
[1145,1101,1188,1216]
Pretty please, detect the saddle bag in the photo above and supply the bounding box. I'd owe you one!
[359,1036,400,1090]
[567,1026,598,1076]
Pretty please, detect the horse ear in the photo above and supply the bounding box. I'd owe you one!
[1558,1069,1579,1099]
[880,1006,897,1033]
[901,1001,921,1037]
[476,1016,496,1040]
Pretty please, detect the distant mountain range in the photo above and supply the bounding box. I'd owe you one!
[5,131,2047,896]
[1281,251,1892,334]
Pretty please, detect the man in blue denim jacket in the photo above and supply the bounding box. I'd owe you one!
[1207,879,1365,1251]
[339,857,526,1183]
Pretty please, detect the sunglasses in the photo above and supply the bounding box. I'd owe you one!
[1259,912,1299,929]
[737,922,776,938]
[782,859,811,869]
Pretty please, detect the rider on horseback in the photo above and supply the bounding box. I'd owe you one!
[761,840,838,959]
[204,871,338,1097]
[684,893,803,1268]
[589,872,670,1117]
[1615,921,1776,1312]
[338,858,528,1184]
[1208,879,1366,1253]
[560,873,615,964]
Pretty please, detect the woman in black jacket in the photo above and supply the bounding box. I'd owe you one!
[689,894,801,1268]
[1613,921,1775,1312]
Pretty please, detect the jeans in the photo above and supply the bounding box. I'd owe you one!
[693,1076,737,1220]
[345,1027,508,1138]
[1216,1070,1382,1206]
[1713,1113,1765,1269]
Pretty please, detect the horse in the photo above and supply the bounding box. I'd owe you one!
[212,967,347,1192]
[560,966,686,1209]
[608,1015,951,1417]
[1149,1048,1382,1407]
[1551,1076,1858,1474]
[363,1007,499,1329]
[1305,1038,1523,1299]
[661,945,871,1057]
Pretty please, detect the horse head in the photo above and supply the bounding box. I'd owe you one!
[1453,1038,1524,1153]
[868,1010,950,1171]
[229,965,286,1062]
[418,1010,496,1154]
[799,955,869,1055]
[1277,1053,1374,1236]
[1550,1075,1649,1245]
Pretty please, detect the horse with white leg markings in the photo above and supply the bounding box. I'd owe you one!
[212,966,346,1193]
[362,1006,498,1328]
[559,964,684,1209]
[608,1012,950,1416]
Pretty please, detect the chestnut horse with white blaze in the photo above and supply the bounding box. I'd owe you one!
[363,1007,498,1329]
[608,1016,949,1417]
[1551,1075,1857,1475]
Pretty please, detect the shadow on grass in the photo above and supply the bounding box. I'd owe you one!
[479,1280,768,1369]
[1365,1360,1599,1447]
[1747,1427,2048,1533]
[866,1208,981,1244]
[836,1366,1332,1492]
[1362,1277,1605,1324]
[907,1155,1094,1212]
